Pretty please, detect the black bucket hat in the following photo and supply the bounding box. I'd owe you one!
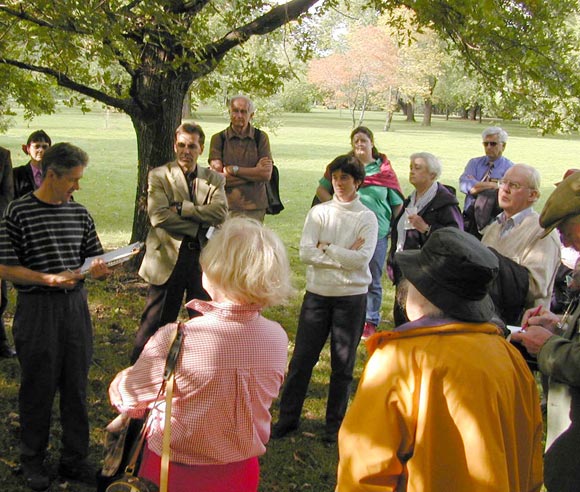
[395,227,499,322]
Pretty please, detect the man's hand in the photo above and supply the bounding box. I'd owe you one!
[470,181,498,195]
[521,306,560,332]
[511,325,555,356]
[88,258,111,280]
[209,159,224,172]
[47,270,84,289]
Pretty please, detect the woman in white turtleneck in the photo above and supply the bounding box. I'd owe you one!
[271,154,378,443]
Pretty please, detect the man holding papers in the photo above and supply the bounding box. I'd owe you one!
[0,142,110,490]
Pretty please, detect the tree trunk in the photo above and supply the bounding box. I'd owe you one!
[182,92,192,120]
[128,75,191,245]
[357,91,368,127]
[384,111,394,131]
[422,99,433,126]
[406,100,415,122]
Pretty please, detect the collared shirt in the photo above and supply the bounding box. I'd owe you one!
[31,164,43,189]
[495,206,535,238]
[114,300,288,466]
[459,155,514,210]
[208,124,272,211]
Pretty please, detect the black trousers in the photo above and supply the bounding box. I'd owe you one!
[131,240,209,363]
[277,291,366,433]
[14,289,92,465]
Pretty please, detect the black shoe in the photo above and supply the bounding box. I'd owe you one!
[271,420,299,440]
[58,460,97,486]
[0,341,16,358]
[322,429,338,444]
[21,462,50,491]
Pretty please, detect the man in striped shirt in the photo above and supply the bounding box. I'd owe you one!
[0,143,110,491]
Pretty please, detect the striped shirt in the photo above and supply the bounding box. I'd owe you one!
[0,192,103,292]
[114,300,289,466]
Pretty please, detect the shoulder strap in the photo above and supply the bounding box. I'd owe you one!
[124,322,184,476]
[254,127,262,148]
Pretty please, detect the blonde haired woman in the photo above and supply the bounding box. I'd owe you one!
[109,218,294,491]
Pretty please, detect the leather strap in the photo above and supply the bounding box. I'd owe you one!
[123,322,184,484]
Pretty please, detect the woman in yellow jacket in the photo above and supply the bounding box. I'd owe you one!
[336,227,543,492]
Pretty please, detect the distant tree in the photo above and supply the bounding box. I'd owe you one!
[0,0,319,242]
[308,25,398,126]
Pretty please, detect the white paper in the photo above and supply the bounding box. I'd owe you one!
[80,242,144,274]
[506,324,523,334]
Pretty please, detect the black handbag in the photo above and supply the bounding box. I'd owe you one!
[265,165,284,215]
[98,323,184,492]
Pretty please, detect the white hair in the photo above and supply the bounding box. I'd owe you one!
[228,94,255,114]
[482,126,508,144]
[410,152,442,179]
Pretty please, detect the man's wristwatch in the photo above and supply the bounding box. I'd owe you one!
[232,165,240,175]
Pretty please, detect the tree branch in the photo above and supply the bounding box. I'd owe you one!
[165,0,210,15]
[0,6,87,34]
[197,0,318,74]
[0,57,134,113]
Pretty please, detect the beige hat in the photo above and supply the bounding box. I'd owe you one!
[540,172,580,235]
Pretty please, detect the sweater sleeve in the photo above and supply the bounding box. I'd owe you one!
[325,213,378,271]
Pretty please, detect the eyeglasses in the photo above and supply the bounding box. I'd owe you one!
[483,141,499,147]
[498,179,530,191]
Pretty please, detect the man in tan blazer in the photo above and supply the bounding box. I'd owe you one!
[131,123,227,362]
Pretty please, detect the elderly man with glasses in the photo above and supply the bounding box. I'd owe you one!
[482,164,561,313]
[459,126,514,238]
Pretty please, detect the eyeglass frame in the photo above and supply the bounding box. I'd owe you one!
[497,179,536,192]
[482,141,500,147]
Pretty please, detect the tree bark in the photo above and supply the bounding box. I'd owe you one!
[422,99,433,126]
[406,100,415,122]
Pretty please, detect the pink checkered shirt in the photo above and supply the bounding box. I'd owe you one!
[114,300,289,465]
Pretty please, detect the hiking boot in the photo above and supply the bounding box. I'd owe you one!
[58,459,97,486]
[361,322,376,340]
[21,462,50,491]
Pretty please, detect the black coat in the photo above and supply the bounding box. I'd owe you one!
[388,183,463,284]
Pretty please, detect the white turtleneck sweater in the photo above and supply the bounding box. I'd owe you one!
[300,194,378,297]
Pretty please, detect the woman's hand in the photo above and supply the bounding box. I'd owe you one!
[349,237,365,250]
[408,214,430,234]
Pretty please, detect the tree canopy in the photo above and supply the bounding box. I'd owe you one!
[1,0,580,241]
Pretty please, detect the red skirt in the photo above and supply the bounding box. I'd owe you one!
[139,444,260,492]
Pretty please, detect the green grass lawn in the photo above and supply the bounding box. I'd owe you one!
[0,105,573,490]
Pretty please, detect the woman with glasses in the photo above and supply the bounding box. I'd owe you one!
[388,152,463,326]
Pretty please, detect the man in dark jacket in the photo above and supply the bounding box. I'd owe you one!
[513,171,580,492]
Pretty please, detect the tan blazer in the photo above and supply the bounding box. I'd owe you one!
[139,161,227,286]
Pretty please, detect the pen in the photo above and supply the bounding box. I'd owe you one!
[522,305,542,331]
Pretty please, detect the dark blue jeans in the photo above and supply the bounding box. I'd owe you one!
[277,291,366,433]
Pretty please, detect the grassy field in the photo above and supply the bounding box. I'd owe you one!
[0,105,575,491]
